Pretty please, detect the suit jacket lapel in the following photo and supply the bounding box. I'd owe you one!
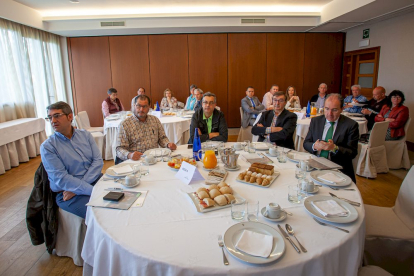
[317,116,325,140]
[332,115,344,143]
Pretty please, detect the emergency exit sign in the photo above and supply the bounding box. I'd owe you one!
[363,29,370,39]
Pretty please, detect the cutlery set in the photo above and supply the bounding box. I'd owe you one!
[329,192,361,206]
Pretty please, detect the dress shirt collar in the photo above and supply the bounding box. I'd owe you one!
[55,127,76,141]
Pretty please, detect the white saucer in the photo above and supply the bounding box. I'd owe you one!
[306,186,319,194]
[118,178,140,188]
[260,207,287,222]
[224,164,241,171]
[266,152,278,157]
[143,160,157,165]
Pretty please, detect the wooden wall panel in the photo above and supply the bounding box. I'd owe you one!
[266,33,305,104]
[148,34,189,106]
[188,34,228,121]
[303,33,345,104]
[109,35,150,111]
[69,37,112,127]
[228,33,266,127]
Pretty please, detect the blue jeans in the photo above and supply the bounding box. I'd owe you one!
[56,173,102,219]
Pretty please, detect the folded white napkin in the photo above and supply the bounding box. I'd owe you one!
[311,200,349,217]
[294,154,309,161]
[111,165,133,175]
[235,230,273,258]
[254,143,268,150]
[318,172,345,184]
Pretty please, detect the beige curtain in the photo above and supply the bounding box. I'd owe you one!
[0,18,66,124]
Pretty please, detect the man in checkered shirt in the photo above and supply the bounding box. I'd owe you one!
[115,95,177,164]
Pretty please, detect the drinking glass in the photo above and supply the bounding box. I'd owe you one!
[295,168,306,180]
[140,162,149,176]
[288,185,301,203]
[243,140,250,152]
[299,179,310,199]
[155,149,162,162]
[277,150,287,163]
[231,199,246,221]
[133,164,141,176]
[247,201,259,222]
[248,142,256,153]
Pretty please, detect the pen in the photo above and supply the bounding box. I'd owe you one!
[105,188,124,191]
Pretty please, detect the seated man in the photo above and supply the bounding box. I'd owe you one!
[252,91,297,149]
[102,87,125,117]
[310,83,328,109]
[189,92,228,143]
[361,86,388,130]
[41,102,104,219]
[343,84,367,113]
[303,94,359,183]
[116,95,177,164]
[193,88,203,111]
[241,86,265,128]
[262,85,279,110]
[131,87,146,111]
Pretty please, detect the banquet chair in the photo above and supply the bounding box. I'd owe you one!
[237,107,253,142]
[75,115,105,158]
[77,111,104,133]
[384,117,411,169]
[354,121,389,178]
[358,265,392,276]
[177,102,185,109]
[363,165,414,275]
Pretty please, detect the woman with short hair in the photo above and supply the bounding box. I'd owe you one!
[102,88,124,117]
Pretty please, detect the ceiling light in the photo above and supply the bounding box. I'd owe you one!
[69,0,80,3]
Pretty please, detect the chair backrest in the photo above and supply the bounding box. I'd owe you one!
[239,107,244,121]
[177,102,185,108]
[77,111,91,129]
[394,165,414,231]
[368,121,389,148]
[403,117,411,140]
[74,115,83,129]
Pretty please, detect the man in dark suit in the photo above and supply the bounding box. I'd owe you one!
[303,93,359,182]
[252,91,297,149]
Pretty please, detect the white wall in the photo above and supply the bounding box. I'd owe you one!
[0,0,46,31]
[346,10,414,143]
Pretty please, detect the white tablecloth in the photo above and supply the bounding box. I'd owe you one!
[0,118,47,174]
[103,115,191,160]
[82,144,365,276]
[294,116,368,152]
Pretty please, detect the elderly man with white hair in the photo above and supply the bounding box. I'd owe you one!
[343,84,367,113]
[309,83,328,109]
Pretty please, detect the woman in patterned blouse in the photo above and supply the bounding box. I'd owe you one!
[160,88,178,109]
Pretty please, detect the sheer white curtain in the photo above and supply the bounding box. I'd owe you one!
[0,18,66,125]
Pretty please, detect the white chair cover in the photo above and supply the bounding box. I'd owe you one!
[363,166,414,275]
[55,209,87,266]
[77,111,104,133]
[177,102,185,109]
[237,107,253,142]
[355,122,389,178]
[75,115,105,158]
[384,117,411,169]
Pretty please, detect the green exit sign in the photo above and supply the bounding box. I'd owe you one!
[363,29,370,39]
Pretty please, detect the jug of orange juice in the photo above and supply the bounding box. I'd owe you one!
[202,150,217,169]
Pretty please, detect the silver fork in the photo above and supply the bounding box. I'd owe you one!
[329,187,355,191]
[313,218,349,233]
[218,235,229,265]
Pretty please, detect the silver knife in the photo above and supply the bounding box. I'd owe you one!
[329,193,361,206]
[277,224,301,253]
[260,153,274,164]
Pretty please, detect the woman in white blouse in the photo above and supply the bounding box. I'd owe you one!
[285,86,301,109]
[160,88,178,109]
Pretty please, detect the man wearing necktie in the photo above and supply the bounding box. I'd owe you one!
[241,86,265,128]
[303,93,359,183]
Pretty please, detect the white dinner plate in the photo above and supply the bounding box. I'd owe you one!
[143,148,171,157]
[286,151,311,163]
[310,170,352,187]
[252,142,270,151]
[223,221,285,264]
[105,163,135,178]
[304,195,359,224]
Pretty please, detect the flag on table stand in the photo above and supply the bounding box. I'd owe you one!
[306,101,311,118]
[156,102,160,111]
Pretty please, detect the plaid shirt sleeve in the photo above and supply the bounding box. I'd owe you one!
[116,121,131,160]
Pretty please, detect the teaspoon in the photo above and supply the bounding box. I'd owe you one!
[285,224,307,253]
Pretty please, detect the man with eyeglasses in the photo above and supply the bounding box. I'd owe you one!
[116,95,177,164]
[303,94,359,182]
[40,101,104,218]
[252,91,297,149]
[188,92,228,143]
[241,86,265,128]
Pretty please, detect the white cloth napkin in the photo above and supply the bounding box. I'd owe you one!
[111,165,133,175]
[318,172,345,184]
[235,230,273,258]
[294,154,309,161]
[311,200,349,217]
[254,143,268,150]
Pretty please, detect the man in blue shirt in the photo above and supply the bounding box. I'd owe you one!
[241,86,265,128]
[41,101,103,219]
[343,84,367,113]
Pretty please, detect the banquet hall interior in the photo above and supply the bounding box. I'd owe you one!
[1,0,414,275]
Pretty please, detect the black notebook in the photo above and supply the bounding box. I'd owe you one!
[103,192,125,201]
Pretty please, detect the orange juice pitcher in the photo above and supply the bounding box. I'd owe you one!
[203,150,217,169]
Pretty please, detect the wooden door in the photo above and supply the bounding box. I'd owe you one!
[109,35,151,110]
[266,33,305,104]
[68,37,112,127]
[148,34,189,107]
[228,33,266,127]
[188,34,228,120]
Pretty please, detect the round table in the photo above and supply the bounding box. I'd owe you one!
[82,144,365,276]
[103,114,192,160]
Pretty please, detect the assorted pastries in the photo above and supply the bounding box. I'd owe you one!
[168,156,197,170]
[248,163,274,175]
[163,112,176,116]
[194,182,235,209]
[236,163,275,186]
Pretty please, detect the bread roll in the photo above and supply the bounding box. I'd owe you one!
[220,186,232,195]
[209,189,221,199]
[250,176,257,183]
[218,181,229,188]
[197,187,207,193]
[262,179,270,186]
[244,175,250,182]
[202,198,215,208]
[214,195,228,206]
[197,191,210,199]
[209,184,218,190]
[224,194,235,203]
[256,177,263,185]
[237,173,244,180]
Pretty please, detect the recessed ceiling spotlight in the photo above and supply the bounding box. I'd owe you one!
[70,0,80,3]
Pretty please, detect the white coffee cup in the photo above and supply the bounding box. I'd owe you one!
[265,202,281,219]
[233,142,242,150]
[306,180,315,192]
[301,179,315,192]
[269,147,278,156]
[124,174,138,187]
[145,155,155,164]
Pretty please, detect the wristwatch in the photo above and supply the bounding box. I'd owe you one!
[330,144,339,154]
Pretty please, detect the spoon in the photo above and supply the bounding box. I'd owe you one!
[285,224,307,253]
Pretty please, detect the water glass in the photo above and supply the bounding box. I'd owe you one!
[133,164,141,175]
[288,185,301,204]
[277,151,287,163]
[231,199,246,221]
[140,162,149,176]
[243,140,250,152]
[247,201,259,222]
[295,168,306,180]
[299,179,310,199]
[248,142,256,153]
